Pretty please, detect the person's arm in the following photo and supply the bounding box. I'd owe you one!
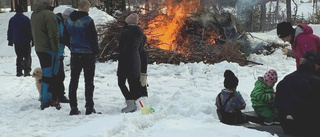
[87,19,99,55]
[7,19,13,46]
[46,11,59,52]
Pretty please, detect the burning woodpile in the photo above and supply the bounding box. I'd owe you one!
[98,0,260,66]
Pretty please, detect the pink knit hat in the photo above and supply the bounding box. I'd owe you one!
[125,13,139,25]
[263,69,278,83]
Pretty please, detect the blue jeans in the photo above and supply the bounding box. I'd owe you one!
[36,51,59,104]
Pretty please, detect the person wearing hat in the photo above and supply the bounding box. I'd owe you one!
[49,7,75,105]
[64,0,99,115]
[7,4,33,77]
[117,13,148,113]
[215,70,247,125]
[277,22,320,68]
[275,50,320,136]
[250,69,279,125]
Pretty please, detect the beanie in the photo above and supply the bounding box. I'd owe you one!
[224,70,239,90]
[277,22,294,38]
[263,69,278,84]
[63,8,74,16]
[125,13,139,25]
[15,5,24,13]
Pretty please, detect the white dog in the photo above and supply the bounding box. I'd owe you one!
[32,67,42,101]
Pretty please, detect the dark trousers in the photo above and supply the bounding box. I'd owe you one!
[51,56,66,101]
[69,53,95,108]
[118,76,141,100]
[14,44,31,74]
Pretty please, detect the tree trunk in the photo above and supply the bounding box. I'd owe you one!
[121,0,126,14]
[275,0,279,22]
[286,0,291,23]
[260,1,266,31]
[10,0,14,12]
[127,0,131,12]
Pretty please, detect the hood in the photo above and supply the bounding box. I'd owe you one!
[125,24,143,36]
[69,11,88,21]
[33,1,53,13]
[297,24,313,34]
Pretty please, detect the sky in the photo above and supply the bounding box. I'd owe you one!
[0,2,315,137]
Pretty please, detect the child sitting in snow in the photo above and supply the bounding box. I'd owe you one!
[250,69,279,125]
[216,70,247,125]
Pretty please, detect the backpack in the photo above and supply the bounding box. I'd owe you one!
[217,92,247,125]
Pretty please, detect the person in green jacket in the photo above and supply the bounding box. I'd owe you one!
[250,69,279,125]
[31,0,60,110]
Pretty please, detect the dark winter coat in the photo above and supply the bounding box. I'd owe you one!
[117,24,145,78]
[31,1,59,53]
[7,13,33,45]
[64,11,99,55]
[140,35,148,73]
[275,67,320,126]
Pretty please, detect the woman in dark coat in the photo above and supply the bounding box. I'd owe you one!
[117,13,147,113]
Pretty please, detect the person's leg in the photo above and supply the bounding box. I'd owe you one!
[253,106,274,123]
[14,45,23,76]
[22,44,32,76]
[83,54,95,109]
[68,54,82,109]
[118,76,130,100]
[128,77,141,100]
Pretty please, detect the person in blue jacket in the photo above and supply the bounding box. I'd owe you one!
[7,4,33,77]
[64,0,99,115]
[50,8,74,105]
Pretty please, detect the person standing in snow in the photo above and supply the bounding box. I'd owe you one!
[250,69,279,125]
[215,70,247,125]
[50,8,75,104]
[117,13,147,113]
[7,4,33,77]
[277,22,320,69]
[139,35,148,98]
[31,0,60,110]
[275,50,320,136]
[64,0,99,115]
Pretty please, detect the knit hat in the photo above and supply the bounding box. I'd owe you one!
[63,8,74,16]
[15,4,24,13]
[302,50,320,65]
[263,69,278,84]
[224,70,239,89]
[125,13,139,25]
[277,22,294,38]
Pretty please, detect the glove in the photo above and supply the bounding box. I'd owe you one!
[8,42,13,46]
[140,73,147,87]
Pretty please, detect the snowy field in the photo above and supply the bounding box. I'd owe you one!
[0,3,316,137]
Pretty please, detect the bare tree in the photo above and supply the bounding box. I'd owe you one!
[260,0,267,31]
[286,0,291,22]
[292,0,298,23]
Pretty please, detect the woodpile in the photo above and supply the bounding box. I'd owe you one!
[97,10,275,66]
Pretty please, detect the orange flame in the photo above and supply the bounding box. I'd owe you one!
[146,0,199,51]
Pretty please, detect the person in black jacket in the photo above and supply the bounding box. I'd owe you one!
[7,5,33,77]
[275,50,320,136]
[64,0,99,115]
[117,13,147,113]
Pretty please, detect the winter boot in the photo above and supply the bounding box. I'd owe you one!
[121,100,137,113]
[85,107,96,115]
[52,100,61,110]
[69,107,81,115]
[58,96,70,103]
[40,100,52,110]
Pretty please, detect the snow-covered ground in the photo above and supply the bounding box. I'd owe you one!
[0,4,317,137]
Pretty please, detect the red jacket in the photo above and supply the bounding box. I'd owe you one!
[292,24,320,68]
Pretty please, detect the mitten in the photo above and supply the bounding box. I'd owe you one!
[8,42,13,46]
[140,73,147,87]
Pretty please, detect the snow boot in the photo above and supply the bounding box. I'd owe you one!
[52,100,61,110]
[40,100,52,110]
[69,107,81,115]
[121,100,137,113]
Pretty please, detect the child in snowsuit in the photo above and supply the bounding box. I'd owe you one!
[216,70,247,125]
[251,69,279,125]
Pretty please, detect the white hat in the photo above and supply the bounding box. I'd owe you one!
[63,8,74,16]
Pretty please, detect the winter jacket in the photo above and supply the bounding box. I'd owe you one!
[275,67,320,124]
[7,13,33,45]
[292,24,320,67]
[140,35,148,73]
[64,11,99,55]
[215,89,246,124]
[250,77,275,107]
[31,1,59,53]
[117,24,145,78]
[56,13,65,57]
